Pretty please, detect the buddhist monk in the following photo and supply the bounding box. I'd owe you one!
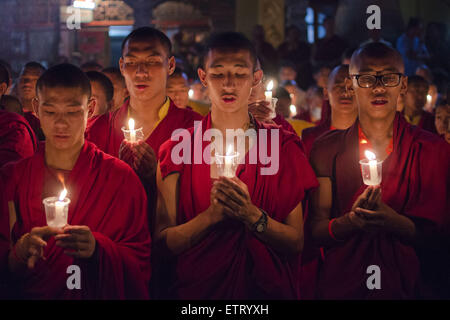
[166,68,210,116]
[17,62,46,141]
[306,42,449,299]
[102,67,129,112]
[403,75,436,133]
[302,65,358,156]
[85,27,202,226]
[155,32,318,299]
[85,71,114,117]
[0,63,37,168]
[0,64,151,299]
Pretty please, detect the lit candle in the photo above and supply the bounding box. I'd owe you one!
[128,118,136,142]
[426,94,432,108]
[364,150,379,185]
[289,104,297,118]
[224,145,234,178]
[265,80,273,102]
[188,89,194,99]
[54,188,67,227]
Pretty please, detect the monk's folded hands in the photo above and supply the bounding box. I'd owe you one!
[212,177,261,228]
[248,100,274,124]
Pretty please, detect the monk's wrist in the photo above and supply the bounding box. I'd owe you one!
[245,205,262,228]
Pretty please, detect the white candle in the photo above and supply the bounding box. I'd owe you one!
[224,145,234,178]
[265,80,273,102]
[364,150,379,185]
[54,188,67,227]
[289,104,297,118]
[128,118,136,142]
[188,89,194,99]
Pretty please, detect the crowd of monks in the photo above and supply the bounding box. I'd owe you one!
[0,26,449,300]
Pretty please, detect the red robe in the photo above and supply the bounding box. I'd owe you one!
[0,141,151,299]
[273,113,297,135]
[158,113,319,299]
[417,110,437,134]
[307,112,449,299]
[0,110,37,168]
[301,112,332,157]
[23,111,45,141]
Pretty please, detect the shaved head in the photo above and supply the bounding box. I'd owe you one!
[350,42,404,74]
[327,64,349,89]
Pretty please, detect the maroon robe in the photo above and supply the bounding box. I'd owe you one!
[307,112,449,299]
[158,113,319,299]
[0,110,37,168]
[417,110,437,134]
[301,113,332,157]
[0,141,151,299]
[273,113,297,134]
[23,111,45,141]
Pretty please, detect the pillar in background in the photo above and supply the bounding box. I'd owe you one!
[123,0,154,28]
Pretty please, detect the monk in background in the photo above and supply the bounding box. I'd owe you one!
[0,63,37,168]
[306,42,449,299]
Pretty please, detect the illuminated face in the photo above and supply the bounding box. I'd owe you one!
[167,75,189,108]
[404,83,428,113]
[435,106,449,135]
[198,49,262,114]
[34,86,92,151]
[327,67,356,115]
[348,54,407,120]
[18,68,41,102]
[120,38,175,101]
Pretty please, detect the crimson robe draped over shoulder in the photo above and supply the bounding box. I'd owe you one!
[0,110,37,168]
[308,112,449,299]
[0,141,151,299]
[301,113,332,157]
[158,113,318,299]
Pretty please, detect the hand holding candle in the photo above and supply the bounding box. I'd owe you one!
[215,145,239,178]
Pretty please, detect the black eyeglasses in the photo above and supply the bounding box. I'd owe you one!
[350,73,403,88]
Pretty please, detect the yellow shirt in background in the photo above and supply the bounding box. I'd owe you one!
[287,118,315,137]
[188,100,210,116]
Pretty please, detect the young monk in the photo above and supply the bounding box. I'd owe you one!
[155,32,318,299]
[302,65,358,156]
[306,42,449,299]
[0,64,151,299]
[86,27,202,228]
[0,64,37,168]
[85,71,114,117]
[102,67,129,112]
[403,75,436,133]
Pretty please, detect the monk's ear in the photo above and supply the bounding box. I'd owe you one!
[197,67,207,87]
[0,82,6,96]
[32,97,39,117]
[119,57,125,75]
[87,98,96,118]
[252,69,263,88]
[167,56,176,76]
[345,77,355,96]
[400,75,408,96]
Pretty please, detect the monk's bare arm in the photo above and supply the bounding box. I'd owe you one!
[308,177,358,246]
[251,201,304,254]
[154,163,221,256]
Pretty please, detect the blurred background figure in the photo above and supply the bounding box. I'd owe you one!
[167,68,210,116]
[415,64,438,112]
[0,94,23,115]
[252,24,278,78]
[102,67,129,111]
[85,71,114,117]
[81,61,104,73]
[396,18,430,76]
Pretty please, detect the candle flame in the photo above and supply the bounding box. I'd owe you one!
[128,118,135,131]
[290,104,297,114]
[188,89,194,99]
[266,80,273,91]
[226,145,234,156]
[365,150,376,161]
[59,188,67,201]
[427,94,432,102]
